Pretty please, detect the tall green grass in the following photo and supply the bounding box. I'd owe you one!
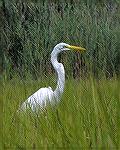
[1,1,120,79]
[1,0,120,149]
[2,76,120,149]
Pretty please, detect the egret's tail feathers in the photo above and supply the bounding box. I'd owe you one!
[17,102,28,113]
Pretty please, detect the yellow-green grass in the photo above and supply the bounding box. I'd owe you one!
[2,77,120,149]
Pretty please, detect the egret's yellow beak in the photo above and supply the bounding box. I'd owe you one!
[66,45,86,52]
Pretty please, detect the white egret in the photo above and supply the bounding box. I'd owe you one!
[20,43,86,112]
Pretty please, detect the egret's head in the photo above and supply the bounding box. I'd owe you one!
[54,42,86,52]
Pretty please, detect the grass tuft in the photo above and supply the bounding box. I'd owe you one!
[2,77,120,149]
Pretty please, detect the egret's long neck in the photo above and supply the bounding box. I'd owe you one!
[51,50,65,101]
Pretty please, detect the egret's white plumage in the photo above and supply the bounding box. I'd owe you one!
[20,43,85,112]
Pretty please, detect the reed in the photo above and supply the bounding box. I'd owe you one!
[2,77,120,148]
[1,0,120,79]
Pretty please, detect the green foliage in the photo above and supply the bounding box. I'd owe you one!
[2,77,120,148]
[1,1,120,149]
[0,0,120,79]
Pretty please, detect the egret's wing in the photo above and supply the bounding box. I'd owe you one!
[20,87,54,112]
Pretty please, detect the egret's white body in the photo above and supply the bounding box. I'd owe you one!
[20,43,85,112]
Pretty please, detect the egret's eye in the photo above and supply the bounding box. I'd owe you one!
[63,45,67,48]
